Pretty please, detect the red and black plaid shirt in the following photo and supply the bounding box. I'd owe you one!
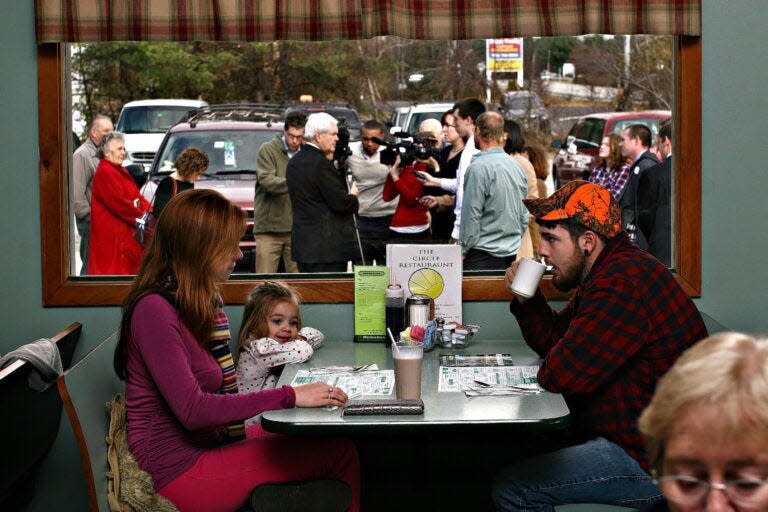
[510,232,708,469]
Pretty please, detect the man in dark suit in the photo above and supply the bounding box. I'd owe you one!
[618,123,660,249]
[637,120,672,266]
[286,112,360,272]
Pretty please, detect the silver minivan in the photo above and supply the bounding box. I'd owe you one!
[392,102,455,137]
[116,99,208,170]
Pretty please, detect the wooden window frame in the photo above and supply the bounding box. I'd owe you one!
[37,37,701,306]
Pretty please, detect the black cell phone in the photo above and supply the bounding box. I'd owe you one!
[414,170,429,180]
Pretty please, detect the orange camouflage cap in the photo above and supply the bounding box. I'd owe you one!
[523,180,622,238]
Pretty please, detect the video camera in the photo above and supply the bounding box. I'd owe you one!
[333,118,352,166]
[375,132,441,167]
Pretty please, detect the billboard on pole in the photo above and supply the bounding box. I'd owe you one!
[486,38,524,87]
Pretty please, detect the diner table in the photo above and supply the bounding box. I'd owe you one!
[261,340,571,435]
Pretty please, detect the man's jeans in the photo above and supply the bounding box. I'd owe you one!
[76,216,89,276]
[492,437,662,511]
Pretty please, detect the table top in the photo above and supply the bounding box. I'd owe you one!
[261,341,571,435]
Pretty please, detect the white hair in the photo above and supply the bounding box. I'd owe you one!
[304,112,338,142]
[419,118,442,141]
[97,130,125,158]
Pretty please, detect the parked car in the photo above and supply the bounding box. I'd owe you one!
[281,102,362,141]
[116,99,208,170]
[387,105,411,131]
[392,102,455,137]
[551,110,671,188]
[500,91,550,133]
[142,103,284,271]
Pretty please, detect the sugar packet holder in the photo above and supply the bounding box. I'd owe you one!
[342,398,425,416]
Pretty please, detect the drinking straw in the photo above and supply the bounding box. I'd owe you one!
[387,328,400,354]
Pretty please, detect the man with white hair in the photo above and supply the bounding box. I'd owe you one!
[286,112,360,272]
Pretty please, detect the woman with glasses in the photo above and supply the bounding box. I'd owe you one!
[418,110,464,242]
[588,133,631,200]
[638,332,768,511]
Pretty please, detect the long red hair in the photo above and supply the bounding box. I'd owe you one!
[114,189,245,379]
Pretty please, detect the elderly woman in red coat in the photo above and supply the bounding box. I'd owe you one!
[88,131,151,275]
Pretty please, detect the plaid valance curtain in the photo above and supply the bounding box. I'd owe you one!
[35,0,701,43]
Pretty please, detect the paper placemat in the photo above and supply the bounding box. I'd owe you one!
[291,369,395,396]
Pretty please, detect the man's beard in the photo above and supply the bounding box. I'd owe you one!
[551,247,587,292]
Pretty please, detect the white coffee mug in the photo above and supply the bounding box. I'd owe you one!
[510,257,547,298]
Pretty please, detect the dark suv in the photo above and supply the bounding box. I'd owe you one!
[501,91,550,133]
[551,110,671,188]
[143,103,284,271]
[281,102,362,141]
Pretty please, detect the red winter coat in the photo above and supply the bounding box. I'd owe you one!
[88,159,151,275]
[382,163,429,229]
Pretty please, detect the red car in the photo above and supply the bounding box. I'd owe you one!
[142,104,284,271]
[551,110,671,188]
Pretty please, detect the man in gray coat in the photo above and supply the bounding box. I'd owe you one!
[71,115,112,275]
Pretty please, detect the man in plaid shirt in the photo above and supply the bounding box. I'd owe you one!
[493,181,708,511]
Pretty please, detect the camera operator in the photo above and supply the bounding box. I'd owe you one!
[346,120,397,263]
[381,131,436,245]
[286,113,360,272]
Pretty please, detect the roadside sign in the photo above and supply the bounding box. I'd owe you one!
[486,38,524,88]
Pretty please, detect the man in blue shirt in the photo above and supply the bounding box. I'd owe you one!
[460,111,528,270]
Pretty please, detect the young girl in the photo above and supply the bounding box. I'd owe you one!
[236,281,324,396]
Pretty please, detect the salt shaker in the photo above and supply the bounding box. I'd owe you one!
[406,294,431,327]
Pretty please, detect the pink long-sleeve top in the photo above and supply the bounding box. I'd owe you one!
[125,294,296,489]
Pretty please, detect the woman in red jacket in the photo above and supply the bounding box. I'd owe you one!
[88,131,152,275]
[382,146,434,245]
[384,119,447,245]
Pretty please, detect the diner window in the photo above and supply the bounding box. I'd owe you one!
[36,2,702,305]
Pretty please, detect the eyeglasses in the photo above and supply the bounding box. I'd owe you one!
[656,474,768,507]
[361,137,377,142]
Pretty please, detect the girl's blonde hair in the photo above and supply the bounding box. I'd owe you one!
[237,281,302,352]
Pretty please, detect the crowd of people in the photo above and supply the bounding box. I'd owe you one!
[72,97,673,276]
